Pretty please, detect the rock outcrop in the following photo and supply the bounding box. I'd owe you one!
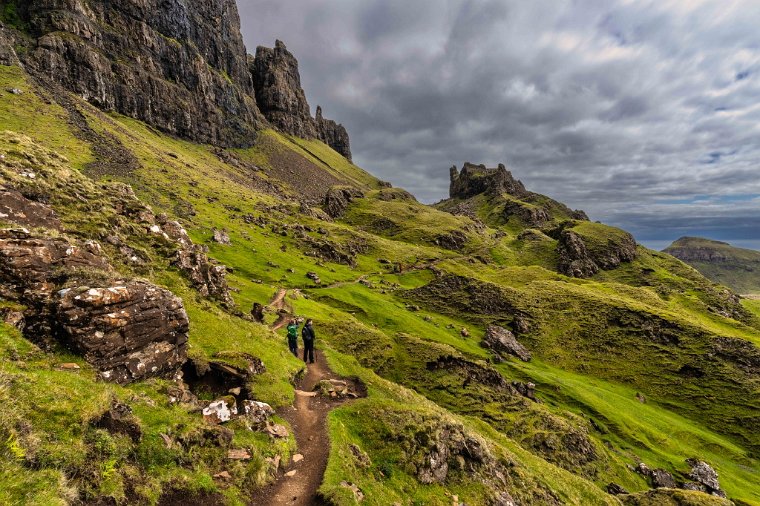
[557,230,599,278]
[0,228,189,383]
[252,40,352,159]
[315,105,352,161]
[502,200,551,228]
[450,163,528,199]
[252,40,316,139]
[56,282,189,384]
[558,227,638,278]
[323,186,364,218]
[685,459,726,498]
[160,219,234,306]
[483,325,532,361]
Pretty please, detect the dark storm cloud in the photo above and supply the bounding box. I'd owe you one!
[237,0,760,250]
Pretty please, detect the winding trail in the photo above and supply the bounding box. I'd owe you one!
[254,289,364,505]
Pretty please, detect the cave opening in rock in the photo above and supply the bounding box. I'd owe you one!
[181,359,252,404]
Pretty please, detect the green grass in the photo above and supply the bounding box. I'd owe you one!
[0,66,93,169]
[2,58,760,505]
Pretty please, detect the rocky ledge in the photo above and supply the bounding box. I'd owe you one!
[557,227,638,278]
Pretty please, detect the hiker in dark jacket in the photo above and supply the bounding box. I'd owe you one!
[302,319,316,364]
[286,319,299,357]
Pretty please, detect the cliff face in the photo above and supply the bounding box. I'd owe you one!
[3,1,351,157]
[15,0,263,147]
[252,41,352,160]
[252,40,316,139]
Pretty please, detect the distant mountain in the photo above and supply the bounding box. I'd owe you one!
[664,237,760,294]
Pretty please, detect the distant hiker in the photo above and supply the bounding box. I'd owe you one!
[302,319,316,364]
[286,319,299,357]
[251,302,264,323]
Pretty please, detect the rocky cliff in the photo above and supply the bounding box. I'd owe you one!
[449,163,528,199]
[1,1,351,157]
[252,40,352,160]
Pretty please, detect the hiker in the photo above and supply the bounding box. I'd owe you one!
[286,319,299,357]
[302,319,316,364]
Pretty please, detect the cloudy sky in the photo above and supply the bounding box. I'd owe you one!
[238,0,760,250]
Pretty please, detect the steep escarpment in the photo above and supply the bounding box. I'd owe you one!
[252,40,352,160]
[0,1,351,157]
[7,0,264,146]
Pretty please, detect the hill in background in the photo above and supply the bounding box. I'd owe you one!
[664,237,760,295]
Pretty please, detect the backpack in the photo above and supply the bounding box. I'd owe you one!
[287,324,298,339]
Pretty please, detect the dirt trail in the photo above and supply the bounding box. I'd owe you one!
[269,288,292,331]
[255,294,364,505]
[255,350,363,505]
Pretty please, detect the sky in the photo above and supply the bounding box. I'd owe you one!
[238,0,760,250]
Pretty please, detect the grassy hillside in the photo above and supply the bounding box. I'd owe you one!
[1,60,759,506]
[664,237,760,295]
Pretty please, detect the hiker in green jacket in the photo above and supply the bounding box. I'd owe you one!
[286,319,299,357]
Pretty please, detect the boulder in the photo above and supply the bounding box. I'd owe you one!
[55,282,189,384]
[212,228,231,245]
[650,468,677,488]
[0,228,110,300]
[203,398,237,424]
[512,381,538,402]
[606,483,629,495]
[687,459,725,497]
[483,325,532,362]
[242,400,274,429]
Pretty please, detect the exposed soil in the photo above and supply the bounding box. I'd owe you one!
[253,351,365,506]
[269,288,293,331]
